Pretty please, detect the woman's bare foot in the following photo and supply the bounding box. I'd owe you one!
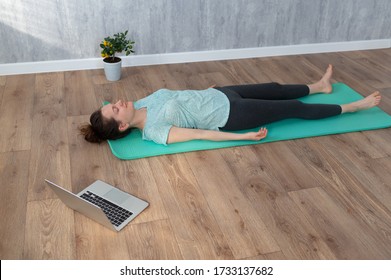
[308,64,333,94]
[341,91,382,113]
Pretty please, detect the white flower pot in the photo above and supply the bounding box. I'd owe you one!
[103,57,122,81]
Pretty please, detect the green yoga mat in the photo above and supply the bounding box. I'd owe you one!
[106,83,391,160]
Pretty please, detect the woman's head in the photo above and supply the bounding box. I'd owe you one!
[79,100,134,143]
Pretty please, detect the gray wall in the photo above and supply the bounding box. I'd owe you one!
[1,0,390,64]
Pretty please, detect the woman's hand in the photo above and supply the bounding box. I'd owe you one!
[242,127,268,141]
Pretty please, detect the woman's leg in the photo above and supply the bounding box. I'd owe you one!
[219,83,310,100]
[222,97,342,131]
[341,91,381,113]
[307,64,333,94]
[218,64,334,100]
[221,89,382,131]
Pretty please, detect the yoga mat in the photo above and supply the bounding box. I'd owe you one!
[105,83,391,160]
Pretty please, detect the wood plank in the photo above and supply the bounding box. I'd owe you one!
[24,199,76,259]
[0,151,30,259]
[340,50,391,89]
[275,55,336,85]
[289,139,391,255]
[315,134,391,213]
[148,154,234,259]
[244,251,287,260]
[199,71,234,89]
[168,62,206,89]
[362,129,391,158]
[186,150,280,259]
[251,141,325,191]
[341,49,391,73]
[250,58,297,84]
[370,48,391,67]
[289,187,391,259]
[122,66,156,99]
[230,58,288,84]
[74,212,130,259]
[93,66,152,104]
[194,60,241,85]
[265,56,317,85]
[64,70,98,116]
[320,131,391,161]
[67,115,117,190]
[0,74,35,152]
[146,64,189,90]
[220,146,337,259]
[0,75,5,105]
[196,58,275,88]
[251,54,338,90]
[0,75,6,86]
[90,69,109,85]
[28,72,72,201]
[365,156,391,212]
[105,157,168,224]
[93,80,127,105]
[191,60,228,77]
[374,86,391,114]
[208,60,252,85]
[124,219,183,259]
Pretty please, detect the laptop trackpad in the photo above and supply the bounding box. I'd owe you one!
[104,189,128,205]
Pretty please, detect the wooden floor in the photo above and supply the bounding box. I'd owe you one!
[1,49,391,260]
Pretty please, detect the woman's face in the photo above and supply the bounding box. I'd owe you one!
[101,100,135,131]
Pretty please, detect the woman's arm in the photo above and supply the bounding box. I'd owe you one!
[166,126,268,144]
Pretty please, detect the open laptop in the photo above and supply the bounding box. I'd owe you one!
[45,179,149,232]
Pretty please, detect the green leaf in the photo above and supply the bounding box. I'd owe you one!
[100,30,135,57]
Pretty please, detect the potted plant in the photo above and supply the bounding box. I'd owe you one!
[100,30,135,81]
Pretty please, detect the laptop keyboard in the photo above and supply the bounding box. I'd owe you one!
[80,191,133,227]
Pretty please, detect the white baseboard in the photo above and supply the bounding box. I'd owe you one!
[1,39,390,76]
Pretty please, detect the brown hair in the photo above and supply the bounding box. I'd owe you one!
[79,109,132,143]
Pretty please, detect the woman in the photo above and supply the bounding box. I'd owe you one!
[80,65,381,145]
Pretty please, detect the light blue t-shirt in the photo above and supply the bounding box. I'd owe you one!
[134,88,230,145]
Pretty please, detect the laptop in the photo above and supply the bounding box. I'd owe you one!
[45,179,149,232]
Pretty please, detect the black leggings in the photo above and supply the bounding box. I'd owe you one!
[215,83,342,131]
